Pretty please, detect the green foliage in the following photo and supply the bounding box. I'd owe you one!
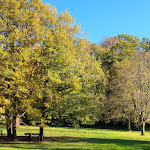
[51,38,106,127]
[2,0,150,138]
[0,0,106,134]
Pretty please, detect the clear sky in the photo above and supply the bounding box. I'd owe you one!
[42,0,150,44]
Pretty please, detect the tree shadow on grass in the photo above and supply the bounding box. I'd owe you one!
[85,138,150,149]
[48,137,150,150]
[0,136,150,150]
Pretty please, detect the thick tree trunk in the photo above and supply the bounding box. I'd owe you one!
[141,122,145,136]
[39,127,43,141]
[6,109,12,138]
[7,123,12,138]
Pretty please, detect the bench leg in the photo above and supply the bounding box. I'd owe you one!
[27,134,31,141]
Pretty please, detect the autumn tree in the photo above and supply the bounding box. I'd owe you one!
[0,49,32,139]
[92,36,135,85]
[140,37,150,52]
[104,57,136,130]
[0,0,59,139]
[130,51,150,135]
[26,8,81,140]
[1,0,102,141]
[52,38,106,127]
[90,35,142,128]
[118,34,150,52]
[107,51,150,135]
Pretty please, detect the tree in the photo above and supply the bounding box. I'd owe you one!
[104,58,136,130]
[130,51,150,135]
[97,35,150,130]
[107,51,150,135]
[92,36,135,113]
[26,8,81,140]
[52,38,106,127]
[140,37,150,52]
[118,34,150,52]
[0,0,58,139]
[1,0,89,140]
[0,40,34,139]
[117,34,140,50]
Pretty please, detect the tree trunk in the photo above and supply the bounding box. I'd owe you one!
[12,96,17,140]
[16,114,21,128]
[39,127,43,141]
[128,120,131,131]
[12,115,17,140]
[6,110,12,138]
[127,118,131,131]
[16,112,26,128]
[141,122,145,136]
[7,123,12,138]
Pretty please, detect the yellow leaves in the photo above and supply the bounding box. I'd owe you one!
[4,98,10,105]
[0,107,5,114]
[21,48,32,61]
[18,86,28,94]
[48,70,61,84]
[85,115,90,122]
[0,0,107,127]
[47,115,52,120]
[43,97,54,109]
[136,90,141,95]
[35,91,43,99]
[0,48,7,57]
[69,76,82,90]
[0,97,10,109]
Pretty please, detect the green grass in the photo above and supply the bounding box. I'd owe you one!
[0,126,150,149]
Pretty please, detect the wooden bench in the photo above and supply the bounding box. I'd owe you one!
[24,133,40,141]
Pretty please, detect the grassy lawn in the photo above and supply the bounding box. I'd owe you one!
[0,126,150,149]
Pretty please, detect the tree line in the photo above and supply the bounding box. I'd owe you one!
[0,0,150,140]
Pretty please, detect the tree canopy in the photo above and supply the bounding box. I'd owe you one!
[0,0,150,139]
[0,0,106,140]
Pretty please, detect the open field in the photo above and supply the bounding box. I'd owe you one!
[0,126,150,149]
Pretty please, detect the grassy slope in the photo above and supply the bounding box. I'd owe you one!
[0,126,150,150]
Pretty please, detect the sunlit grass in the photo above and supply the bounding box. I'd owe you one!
[0,126,150,149]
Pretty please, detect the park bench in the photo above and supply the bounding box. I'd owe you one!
[24,133,41,141]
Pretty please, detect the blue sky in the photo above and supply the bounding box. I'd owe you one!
[42,0,150,44]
